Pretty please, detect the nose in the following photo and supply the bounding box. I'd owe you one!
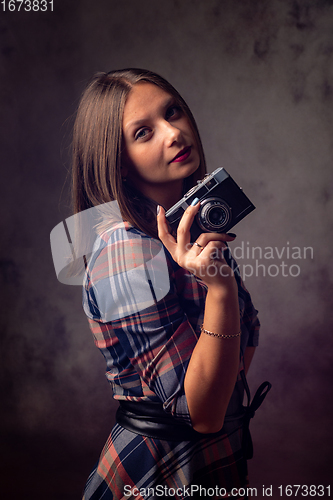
[163,121,182,147]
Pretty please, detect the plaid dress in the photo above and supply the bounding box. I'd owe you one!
[82,222,260,500]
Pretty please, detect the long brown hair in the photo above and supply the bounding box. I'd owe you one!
[72,68,207,238]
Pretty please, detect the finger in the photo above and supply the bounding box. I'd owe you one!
[206,243,230,263]
[176,201,201,250]
[191,241,205,255]
[189,230,236,260]
[156,206,178,253]
[195,231,236,248]
[197,240,225,261]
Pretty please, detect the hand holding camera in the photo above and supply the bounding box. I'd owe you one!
[158,168,255,289]
[157,201,237,292]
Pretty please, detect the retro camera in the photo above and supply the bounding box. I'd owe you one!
[165,167,255,241]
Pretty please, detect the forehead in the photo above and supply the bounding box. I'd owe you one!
[123,83,173,129]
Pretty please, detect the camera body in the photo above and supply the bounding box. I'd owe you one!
[165,167,255,241]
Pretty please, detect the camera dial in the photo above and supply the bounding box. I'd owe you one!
[196,197,232,233]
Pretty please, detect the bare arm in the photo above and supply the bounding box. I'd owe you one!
[184,286,240,433]
[157,203,241,434]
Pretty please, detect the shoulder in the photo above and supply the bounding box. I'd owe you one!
[83,222,174,322]
[87,222,165,282]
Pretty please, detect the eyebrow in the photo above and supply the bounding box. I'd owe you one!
[124,96,176,132]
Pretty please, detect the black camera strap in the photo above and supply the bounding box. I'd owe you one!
[240,369,272,459]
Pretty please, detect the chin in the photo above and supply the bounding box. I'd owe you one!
[181,161,200,179]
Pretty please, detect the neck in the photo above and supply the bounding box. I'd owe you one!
[130,179,184,211]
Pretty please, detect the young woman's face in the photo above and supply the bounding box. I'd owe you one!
[122,82,200,208]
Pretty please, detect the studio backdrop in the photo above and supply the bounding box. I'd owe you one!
[1,1,333,498]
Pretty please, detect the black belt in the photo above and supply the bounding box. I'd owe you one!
[116,374,271,449]
[116,400,244,442]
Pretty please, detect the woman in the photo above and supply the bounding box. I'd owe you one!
[73,69,260,500]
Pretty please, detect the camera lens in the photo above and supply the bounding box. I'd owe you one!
[197,198,231,232]
[209,206,227,226]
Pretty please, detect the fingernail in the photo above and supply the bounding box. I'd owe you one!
[156,205,160,215]
[227,232,237,238]
[191,197,200,206]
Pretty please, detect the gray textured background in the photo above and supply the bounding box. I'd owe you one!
[1,1,333,498]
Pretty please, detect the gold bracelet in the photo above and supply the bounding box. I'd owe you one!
[200,324,241,339]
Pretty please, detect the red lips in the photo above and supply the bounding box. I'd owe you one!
[171,146,191,163]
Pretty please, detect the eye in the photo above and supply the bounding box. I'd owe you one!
[135,127,151,140]
[165,105,182,121]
